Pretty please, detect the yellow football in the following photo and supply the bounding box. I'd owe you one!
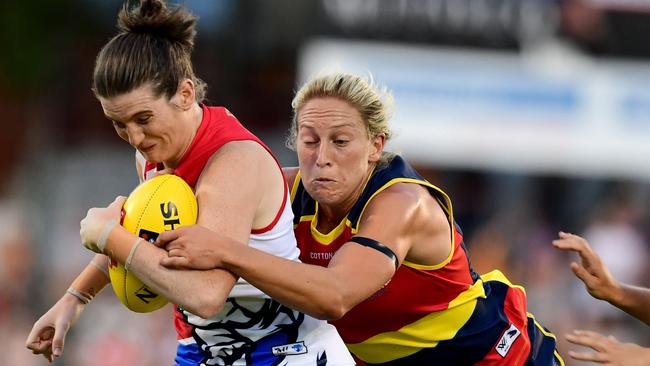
[109,174,198,312]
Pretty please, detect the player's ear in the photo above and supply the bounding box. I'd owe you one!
[173,79,195,110]
[369,133,385,163]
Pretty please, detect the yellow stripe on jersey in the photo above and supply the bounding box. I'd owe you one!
[554,351,566,366]
[297,215,315,223]
[527,313,556,340]
[482,270,526,294]
[527,311,565,366]
[309,212,353,245]
[347,272,490,363]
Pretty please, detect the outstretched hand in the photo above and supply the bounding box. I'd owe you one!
[552,231,620,303]
[566,330,650,365]
[25,295,85,362]
[155,225,230,270]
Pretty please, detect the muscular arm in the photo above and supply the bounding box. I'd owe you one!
[158,182,451,320]
[104,141,271,318]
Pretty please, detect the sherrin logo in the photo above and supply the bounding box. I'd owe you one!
[161,201,181,230]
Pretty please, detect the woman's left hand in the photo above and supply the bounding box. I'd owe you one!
[80,196,126,254]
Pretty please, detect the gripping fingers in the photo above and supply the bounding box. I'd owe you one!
[26,337,54,362]
[160,255,190,269]
[27,338,52,354]
[154,229,181,249]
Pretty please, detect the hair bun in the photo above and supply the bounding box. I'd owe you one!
[117,0,197,50]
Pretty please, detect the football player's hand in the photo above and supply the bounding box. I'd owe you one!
[566,330,650,365]
[26,293,86,362]
[552,231,620,303]
[155,225,228,270]
[80,196,126,253]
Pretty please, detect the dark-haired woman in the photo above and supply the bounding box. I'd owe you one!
[25,1,354,365]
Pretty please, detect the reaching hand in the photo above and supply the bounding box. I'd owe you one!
[25,294,86,362]
[155,225,229,270]
[80,196,126,254]
[552,231,620,303]
[566,330,650,365]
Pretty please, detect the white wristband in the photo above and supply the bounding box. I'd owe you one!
[66,287,92,305]
[91,259,110,279]
[125,238,144,272]
[97,220,118,252]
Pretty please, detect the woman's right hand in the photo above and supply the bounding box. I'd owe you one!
[25,293,86,362]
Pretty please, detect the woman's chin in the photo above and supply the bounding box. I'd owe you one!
[139,150,161,163]
[309,191,341,207]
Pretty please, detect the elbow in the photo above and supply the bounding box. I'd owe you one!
[192,302,225,319]
[182,293,226,319]
[319,307,348,321]
[315,294,352,321]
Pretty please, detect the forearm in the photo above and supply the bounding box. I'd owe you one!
[609,283,650,325]
[106,226,236,317]
[222,242,366,320]
[68,254,111,302]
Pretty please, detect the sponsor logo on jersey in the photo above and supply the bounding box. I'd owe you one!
[495,323,521,357]
[272,341,308,356]
[309,252,334,260]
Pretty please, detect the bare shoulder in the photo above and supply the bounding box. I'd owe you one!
[381,182,449,233]
[359,182,451,264]
[198,140,271,181]
[210,139,268,163]
[194,140,271,212]
[369,182,438,215]
[360,182,442,238]
[196,140,285,232]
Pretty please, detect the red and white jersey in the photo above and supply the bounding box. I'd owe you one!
[138,105,352,366]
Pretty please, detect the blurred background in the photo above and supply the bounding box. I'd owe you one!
[1,0,649,365]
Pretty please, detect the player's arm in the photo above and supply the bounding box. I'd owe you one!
[605,284,650,326]
[25,254,110,361]
[553,232,650,325]
[158,182,451,320]
[306,182,450,319]
[44,149,144,306]
[25,154,149,361]
[85,141,268,318]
